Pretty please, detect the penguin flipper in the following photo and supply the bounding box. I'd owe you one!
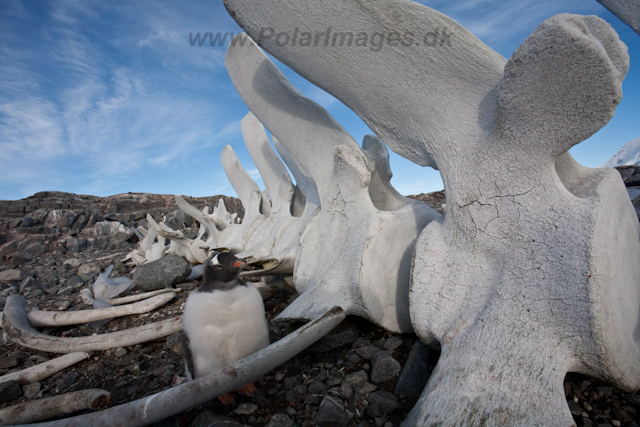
[181,332,196,381]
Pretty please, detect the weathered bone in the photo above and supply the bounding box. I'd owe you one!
[106,288,181,305]
[223,0,640,423]
[92,264,133,300]
[597,0,640,35]
[26,293,176,328]
[226,37,440,333]
[0,352,89,385]
[236,112,298,262]
[21,307,345,427]
[216,145,267,253]
[0,389,112,426]
[3,295,182,353]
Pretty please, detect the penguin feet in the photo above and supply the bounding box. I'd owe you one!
[218,392,236,406]
[238,382,258,397]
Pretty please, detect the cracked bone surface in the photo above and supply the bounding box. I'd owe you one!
[226,37,440,333]
[225,1,640,424]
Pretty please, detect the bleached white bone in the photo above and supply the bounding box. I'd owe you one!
[226,37,439,333]
[92,264,133,301]
[224,1,640,423]
[3,295,182,353]
[0,389,112,426]
[26,293,176,328]
[215,146,268,253]
[597,0,640,35]
[0,352,89,385]
[21,307,345,427]
[106,288,181,305]
[236,112,298,262]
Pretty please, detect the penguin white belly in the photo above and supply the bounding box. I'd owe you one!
[182,283,269,378]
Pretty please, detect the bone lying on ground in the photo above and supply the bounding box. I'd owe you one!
[3,295,182,353]
[92,264,133,301]
[25,293,177,328]
[0,352,89,385]
[22,307,345,427]
[106,288,181,305]
[0,389,112,426]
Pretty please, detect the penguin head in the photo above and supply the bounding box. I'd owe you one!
[203,252,247,288]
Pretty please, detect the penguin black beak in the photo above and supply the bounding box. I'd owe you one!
[233,260,246,267]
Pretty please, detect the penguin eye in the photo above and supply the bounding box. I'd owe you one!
[215,265,222,270]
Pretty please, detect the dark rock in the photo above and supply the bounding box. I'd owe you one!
[368,391,401,413]
[8,219,22,229]
[190,410,250,427]
[133,255,191,291]
[235,403,258,415]
[307,380,327,394]
[383,336,403,350]
[9,252,34,266]
[394,340,439,398]
[616,165,640,187]
[67,275,85,287]
[54,373,79,393]
[345,370,368,389]
[311,318,361,352]
[0,381,22,404]
[314,395,348,427]
[265,414,295,427]
[0,356,19,369]
[21,217,35,228]
[370,351,401,384]
[22,381,41,399]
[166,332,183,355]
[355,345,381,360]
[62,212,77,228]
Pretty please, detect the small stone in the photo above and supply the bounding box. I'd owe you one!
[612,421,621,427]
[191,410,249,427]
[370,351,401,384]
[0,356,19,369]
[78,262,100,276]
[307,380,327,394]
[67,276,85,287]
[568,401,582,416]
[355,345,381,360]
[19,276,35,293]
[166,332,183,355]
[63,258,83,268]
[265,414,295,427]
[345,370,368,389]
[382,336,403,350]
[293,384,307,395]
[132,255,191,291]
[235,403,258,415]
[114,347,128,357]
[311,319,361,353]
[368,391,401,413]
[22,381,42,399]
[0,381,22,404]
[314,395,348,426]
[0,269,21,282]
[340,381,353,400]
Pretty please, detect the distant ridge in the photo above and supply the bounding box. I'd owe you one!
[601,136,640,168]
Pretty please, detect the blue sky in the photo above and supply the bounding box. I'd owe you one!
[0,0,638,200]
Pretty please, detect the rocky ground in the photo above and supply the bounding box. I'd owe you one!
[1,170,640,427]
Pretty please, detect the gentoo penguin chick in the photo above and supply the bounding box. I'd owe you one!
[181,252,270,405]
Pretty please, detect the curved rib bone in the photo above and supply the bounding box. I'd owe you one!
[3,295,182,353]
[0,389,112,426]
[26,293,176,328]
[107,288,181,306]
[0,352,89,385]
[21,307,345,427]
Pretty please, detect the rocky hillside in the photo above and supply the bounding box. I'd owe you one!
[0,181,639,427]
